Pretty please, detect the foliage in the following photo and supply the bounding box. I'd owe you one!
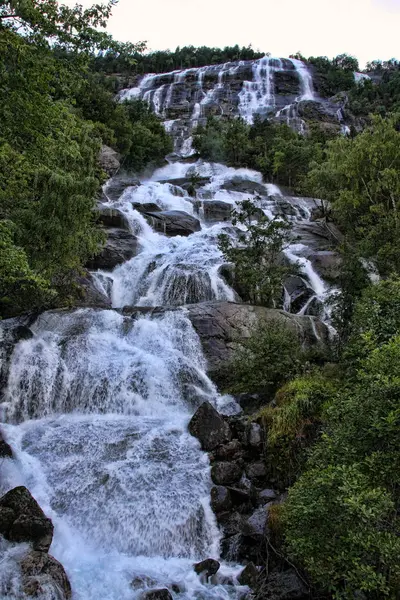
[283,293,400,598]
[218,199,292,306]
[92,44,264,75]
[349,70,400,117]
[223,318,304,399]
[259,372,338,487]
[0,221,55,316]
[307,114,400,276]
[307,54,358,97]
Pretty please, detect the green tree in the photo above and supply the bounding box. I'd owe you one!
[307,114,400,275]
[218,199,292,306]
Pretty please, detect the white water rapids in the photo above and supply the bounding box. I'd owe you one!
[0,160,332,599]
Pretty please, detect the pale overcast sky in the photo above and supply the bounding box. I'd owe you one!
[70,0,400,67]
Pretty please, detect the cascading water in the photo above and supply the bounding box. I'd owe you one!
[0,154,334,599]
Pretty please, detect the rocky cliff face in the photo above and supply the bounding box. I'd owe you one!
[119,56,347,156]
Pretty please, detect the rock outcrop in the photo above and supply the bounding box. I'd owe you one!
[187,301,329,381]
[0,487,71,599]
[144,210,201,237]
[98,145,120,176]
[86,228,138,271]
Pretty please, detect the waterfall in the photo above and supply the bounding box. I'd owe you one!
[0,157,333,599]
[290,58,315,101]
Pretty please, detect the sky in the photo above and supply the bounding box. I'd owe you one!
[68,0,400,67]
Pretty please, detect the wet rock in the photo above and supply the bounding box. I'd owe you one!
[193,558,220,578]
[140,590,173,600]
[0,487,54,552]
[86,228,138,271]
[20,551,72,599]
[211,462,242,486]
[235,392,264,414]
[237,562,259,587]
[201,200,232,222]
[241,506,269,538]
[211,486,232,513]
[98,145,120,176]
[283,276,314,314]
[0,432,13,458]
[75,273,111,308]
[258,489,278,504]
[0,506,16,535]
[95,205,130,230]
[104,176,140,202]
[226,486,253,510]
[245,461,267,482]
[220,511,245,537]
[132,202,162,213]
[131,576,158,590]
[223,177,269,198]
[215,439,243,461]
[188,402,231,451]
[144,210,201,237]
[263,568,309,599]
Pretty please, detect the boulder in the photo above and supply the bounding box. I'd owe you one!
[20,551,72,599]
[0,487,53,552]
[210,486,232,513]
[95,205,130,230]
[132,202,162,213]
[86,228,138,271]
[211,462,242,486]
[187,301,329,383]
[188,402,231,451]
[222,177,269,198]
[75,273,111,309]
[193,558,220,578]
[237,562,259,587]
[245,461,267,482]
[140,590,173,600]
[144,210,201,237]
[104,176,140,202]
[241,506,269,538]
[200,200,232,222]
[215,439,243,461]
[262,568,309,599]
[0,431,13,458]
[98,145,120,176]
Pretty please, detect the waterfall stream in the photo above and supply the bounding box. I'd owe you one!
[0,158,333,599]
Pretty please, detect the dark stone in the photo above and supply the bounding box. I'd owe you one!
[241,506,269,538]
[86,228,138,271]
[309,251,342,282]
[201,200,232,222]
[235,393,264,414]
[131,576,158,590]
[0,506,16,536]
[9,514,54,552]
[215,439,243,461]
[12,325,34,342]
[140,590,173,600]
[132,202,162,213]
[211,462,242,486]
[220,512,245,537]
[188,402,231,451]
[75,273,111,308]
[211,486,232,513]
[0,486,54,552]
[95,205,130,230]
[104,176,140,202]
[237,562,259,587]
[263,568,309,599]
[245,461,267,482]
[223,177,269,198]
[193,558,220,578]
[20,551,72,599]
[283,276,314,314]
[144,210,201,237]
[0,432,13,458]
